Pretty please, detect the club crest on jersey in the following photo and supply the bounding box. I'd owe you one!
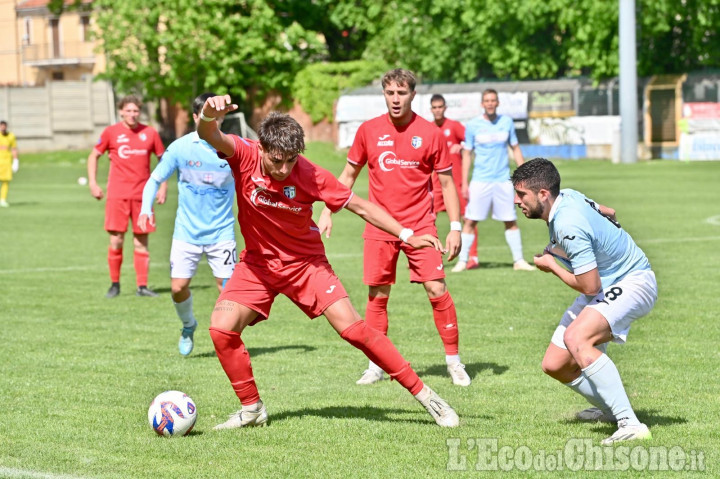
[411,136,423,149]
[283,186,296,199]
[203,173,213,184]
[139,132,147,141]
[444,128,451,137]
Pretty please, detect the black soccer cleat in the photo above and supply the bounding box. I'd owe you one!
[105,282,120,298]
[136,286,158,297]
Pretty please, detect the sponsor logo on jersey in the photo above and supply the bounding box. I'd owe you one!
[283,186,296,199]
[377,134,393,146]
[116,134,129,143]
[139,132,147,141]
[251,176,265,184]
[411,136,423,149]
[378,151,421,172]
[250,187,302,213]
[326,285,336,294]
[118,145,148,159]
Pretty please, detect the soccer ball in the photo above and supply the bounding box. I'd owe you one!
[147,390,197,437]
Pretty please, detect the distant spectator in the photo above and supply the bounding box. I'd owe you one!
[0,120,20,207]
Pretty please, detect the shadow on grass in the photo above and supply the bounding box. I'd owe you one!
[190,344,317,359]
[565,408,687,433]
[269,405,433,425]
[417,361,509,379]
[150,284,215,295]
[446,261,514,270]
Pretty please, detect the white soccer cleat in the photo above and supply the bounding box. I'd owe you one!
[356,368,384,385]
[601,420,651,445]
[451,261,467,273]
[214,402,269,430]
[416,385,459,427]
[513,259,536,271]
[447,362,471,387]
[576,407,615,423]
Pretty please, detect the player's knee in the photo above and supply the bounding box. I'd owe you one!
[562,326,589,353]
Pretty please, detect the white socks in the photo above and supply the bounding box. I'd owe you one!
[458,233,475,262]
[505,228,524,263]
[174,294,197,328]
[573,353,641,426]
[446,354,461,365]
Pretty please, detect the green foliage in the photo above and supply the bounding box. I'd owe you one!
[92,0,324,108]
[292,60,388,123]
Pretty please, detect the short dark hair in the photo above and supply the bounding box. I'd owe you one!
[192,92,217,116]
[382,69,417,92]
[258,112,305,156]
[0,120,6,127]
[482,88,498,99]
[511,158,561,197]
[118,94,142,109]
[430,94,445,105]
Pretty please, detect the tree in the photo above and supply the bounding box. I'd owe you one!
[91,0,325,109]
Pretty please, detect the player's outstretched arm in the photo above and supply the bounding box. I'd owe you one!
[196,95,237,157]
[318,162,364,238]
[345,195,443,251]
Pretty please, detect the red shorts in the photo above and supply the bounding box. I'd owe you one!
[363,239,446,286]
[104,198,155,234]
[218,255,348,323]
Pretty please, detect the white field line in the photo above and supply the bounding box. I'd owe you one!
[0,467,89,479]
[0,236,718,276]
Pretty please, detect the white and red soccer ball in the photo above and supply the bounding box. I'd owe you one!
[148,390,197,437]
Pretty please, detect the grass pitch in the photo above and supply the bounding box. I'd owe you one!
[0,146,718,478]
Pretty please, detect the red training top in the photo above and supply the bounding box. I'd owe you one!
[223,136,353,263]
[348,113,451,241]
[431,117,465,213]
[94,123,164,200]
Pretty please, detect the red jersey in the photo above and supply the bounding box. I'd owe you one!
[431,117,465,212]
[94,122,164,200]
[224,136,353,263]
[348,113,451,241]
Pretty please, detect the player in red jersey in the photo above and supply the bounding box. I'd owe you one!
[429,94,479,269]
[87,95,166,298]
[319,69,472,387]
[197,97,459,429]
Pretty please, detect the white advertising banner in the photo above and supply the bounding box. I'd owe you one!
[528,116,620,145]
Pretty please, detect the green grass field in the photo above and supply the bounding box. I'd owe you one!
[1,146,718,478]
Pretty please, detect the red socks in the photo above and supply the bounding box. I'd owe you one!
[341,320,423,395]
[429,291,459,355]
[134,250,150,287]
[365,295,389,335]
[108,247,122,283]
[209,327,260,405]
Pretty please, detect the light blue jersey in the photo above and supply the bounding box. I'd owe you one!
[141,132,235,245]
[464,114,518,182]
[548,189,651,289]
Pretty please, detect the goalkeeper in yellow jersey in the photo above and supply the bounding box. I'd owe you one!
[0,120,19,207]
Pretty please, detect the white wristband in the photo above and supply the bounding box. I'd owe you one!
[450,221,462,231]
[399,228,414,243]
[199,111,215,122]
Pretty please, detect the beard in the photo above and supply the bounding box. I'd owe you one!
[524,202,544,219]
